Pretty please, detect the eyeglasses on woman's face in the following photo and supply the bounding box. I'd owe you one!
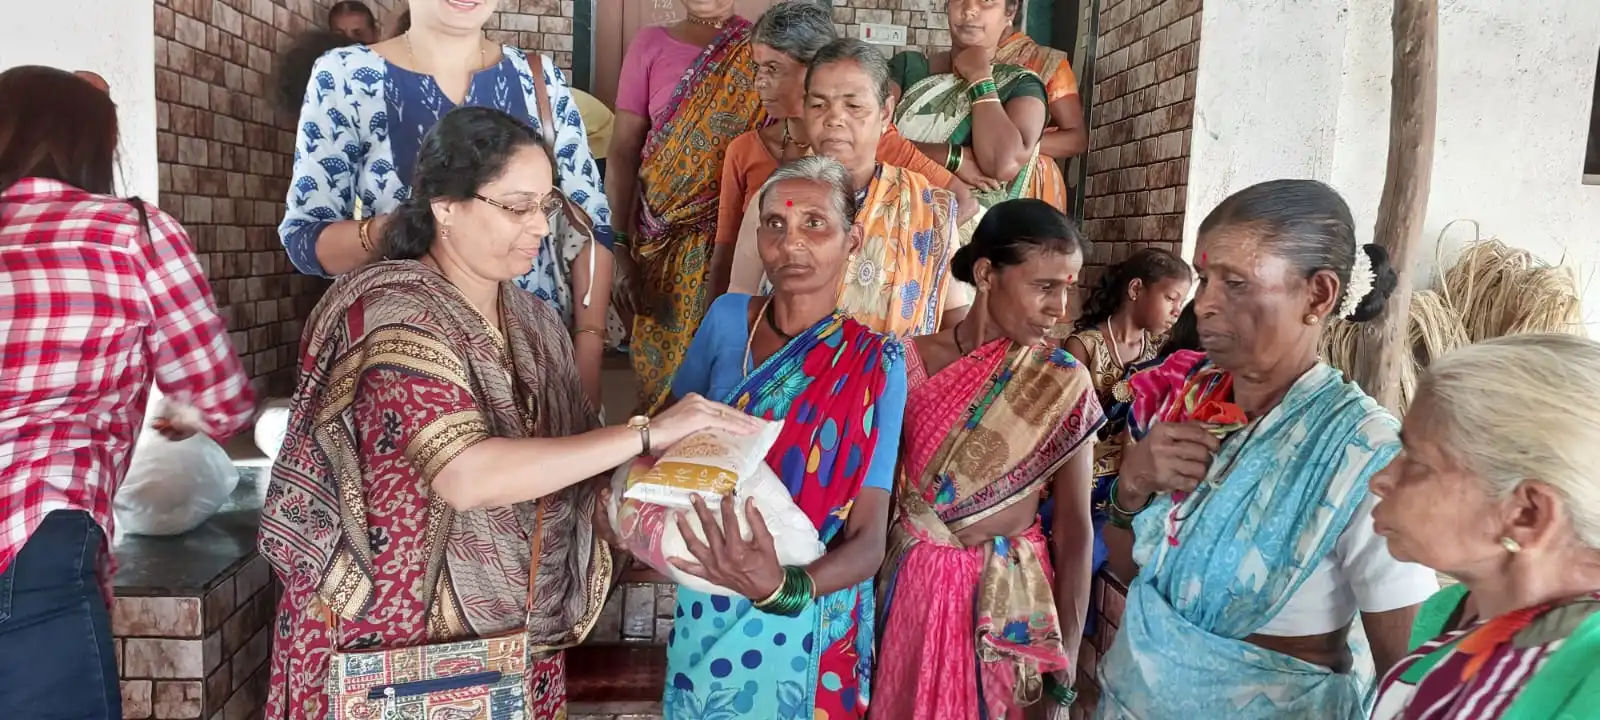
[474,192,564,223]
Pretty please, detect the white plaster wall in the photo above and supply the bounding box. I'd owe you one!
[1184,0,1600,330]
[0,1,158,201]
[1183,0,1351,256]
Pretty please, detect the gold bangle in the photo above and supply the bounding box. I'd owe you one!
[754,576,786,606]
[972,97,1003,106]
[357,217,376,253]
[575,327,604,340]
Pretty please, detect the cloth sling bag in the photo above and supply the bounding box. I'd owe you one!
[323,503,549,719]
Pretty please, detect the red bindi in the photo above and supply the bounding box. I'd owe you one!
[1199,252,1208,266]
[786,200,793,207]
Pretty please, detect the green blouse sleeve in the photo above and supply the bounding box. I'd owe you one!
[999,66,1050,104]
[888,51,930,92]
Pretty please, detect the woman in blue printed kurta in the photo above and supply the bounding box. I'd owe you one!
[281,16,617,405]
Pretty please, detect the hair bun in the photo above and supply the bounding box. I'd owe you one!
[950,243,978,285]
[1348,243,1400,323]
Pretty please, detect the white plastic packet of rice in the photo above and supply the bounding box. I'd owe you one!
[622,420,784,510]
[607,456,825,597]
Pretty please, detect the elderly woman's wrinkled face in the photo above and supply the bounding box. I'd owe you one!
[947,0,1016,49]
[413,0,499,34]
[976,247,1082,346]
[1369,396,1509,574]
[1192,224,1335,375]
[756,178,860,297]
[804,60,889,174]
[752,44,807,117]
[432,144,553,282]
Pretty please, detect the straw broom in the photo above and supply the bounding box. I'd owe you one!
[1321,221,1584,411]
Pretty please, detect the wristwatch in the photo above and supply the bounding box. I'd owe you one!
[627,415,651,456]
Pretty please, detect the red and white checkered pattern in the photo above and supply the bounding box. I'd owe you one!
[0,178,256,588]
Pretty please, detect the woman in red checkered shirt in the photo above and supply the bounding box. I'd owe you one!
[0,66,257,718]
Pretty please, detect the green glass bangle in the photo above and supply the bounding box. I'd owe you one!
[1107,477,1154,519]
[1043,675,1078,707]
[967,77,998,102]
[944,144,962,173]
[755,566,813,617]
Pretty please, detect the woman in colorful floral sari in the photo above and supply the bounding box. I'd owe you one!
[607,0,765,412]
[794,39,965,336]
[1094,180,1438,719]
[1368,334,1600,719]
[887,0,1054,210]
[259,107,758,719]
[650,156,906,719]
[709,2,974,300]
[874,198,1101,720]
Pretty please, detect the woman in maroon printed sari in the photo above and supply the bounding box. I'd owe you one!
[606,0,766,412]
[258,107,757,719]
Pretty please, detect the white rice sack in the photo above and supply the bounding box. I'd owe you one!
[114,396,237,537]
[608,457,825,598]
[622,420,783,510]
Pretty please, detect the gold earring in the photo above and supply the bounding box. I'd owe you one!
[1500,536,1522,554]
[1304,313,1320,325]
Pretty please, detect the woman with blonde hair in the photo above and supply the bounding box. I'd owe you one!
[1370,333,1600,718]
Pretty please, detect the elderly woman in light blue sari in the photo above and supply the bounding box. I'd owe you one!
[1094,180,1438,719]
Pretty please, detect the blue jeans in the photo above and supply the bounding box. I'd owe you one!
[0,510,122,719]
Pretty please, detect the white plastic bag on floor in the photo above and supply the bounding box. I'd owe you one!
[608,456,825,597]
[253,399,292,461]
[113,392,238,537]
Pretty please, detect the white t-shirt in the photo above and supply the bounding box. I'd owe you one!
[1255,493,1438,637]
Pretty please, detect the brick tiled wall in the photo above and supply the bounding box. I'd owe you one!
[153,0,401,396]
[113,556,279,720]
[489,1,576,75]
[1080,0,1201,282]
[832,0,953,55]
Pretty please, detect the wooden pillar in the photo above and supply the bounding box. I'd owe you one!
[1353,0,1439,412]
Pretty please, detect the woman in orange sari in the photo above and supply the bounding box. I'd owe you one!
[874,199,1102,720]
[606,0,764,412]
[801,39,964,336]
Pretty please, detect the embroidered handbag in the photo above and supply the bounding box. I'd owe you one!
[323,503,564,719]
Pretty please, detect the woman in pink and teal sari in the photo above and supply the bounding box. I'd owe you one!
[654,156,905,719]
[874,199,1103,720]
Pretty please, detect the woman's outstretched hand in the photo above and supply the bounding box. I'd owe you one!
[650,393,764,449]
[669,495,784,600]
[1118,422,1220,497]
